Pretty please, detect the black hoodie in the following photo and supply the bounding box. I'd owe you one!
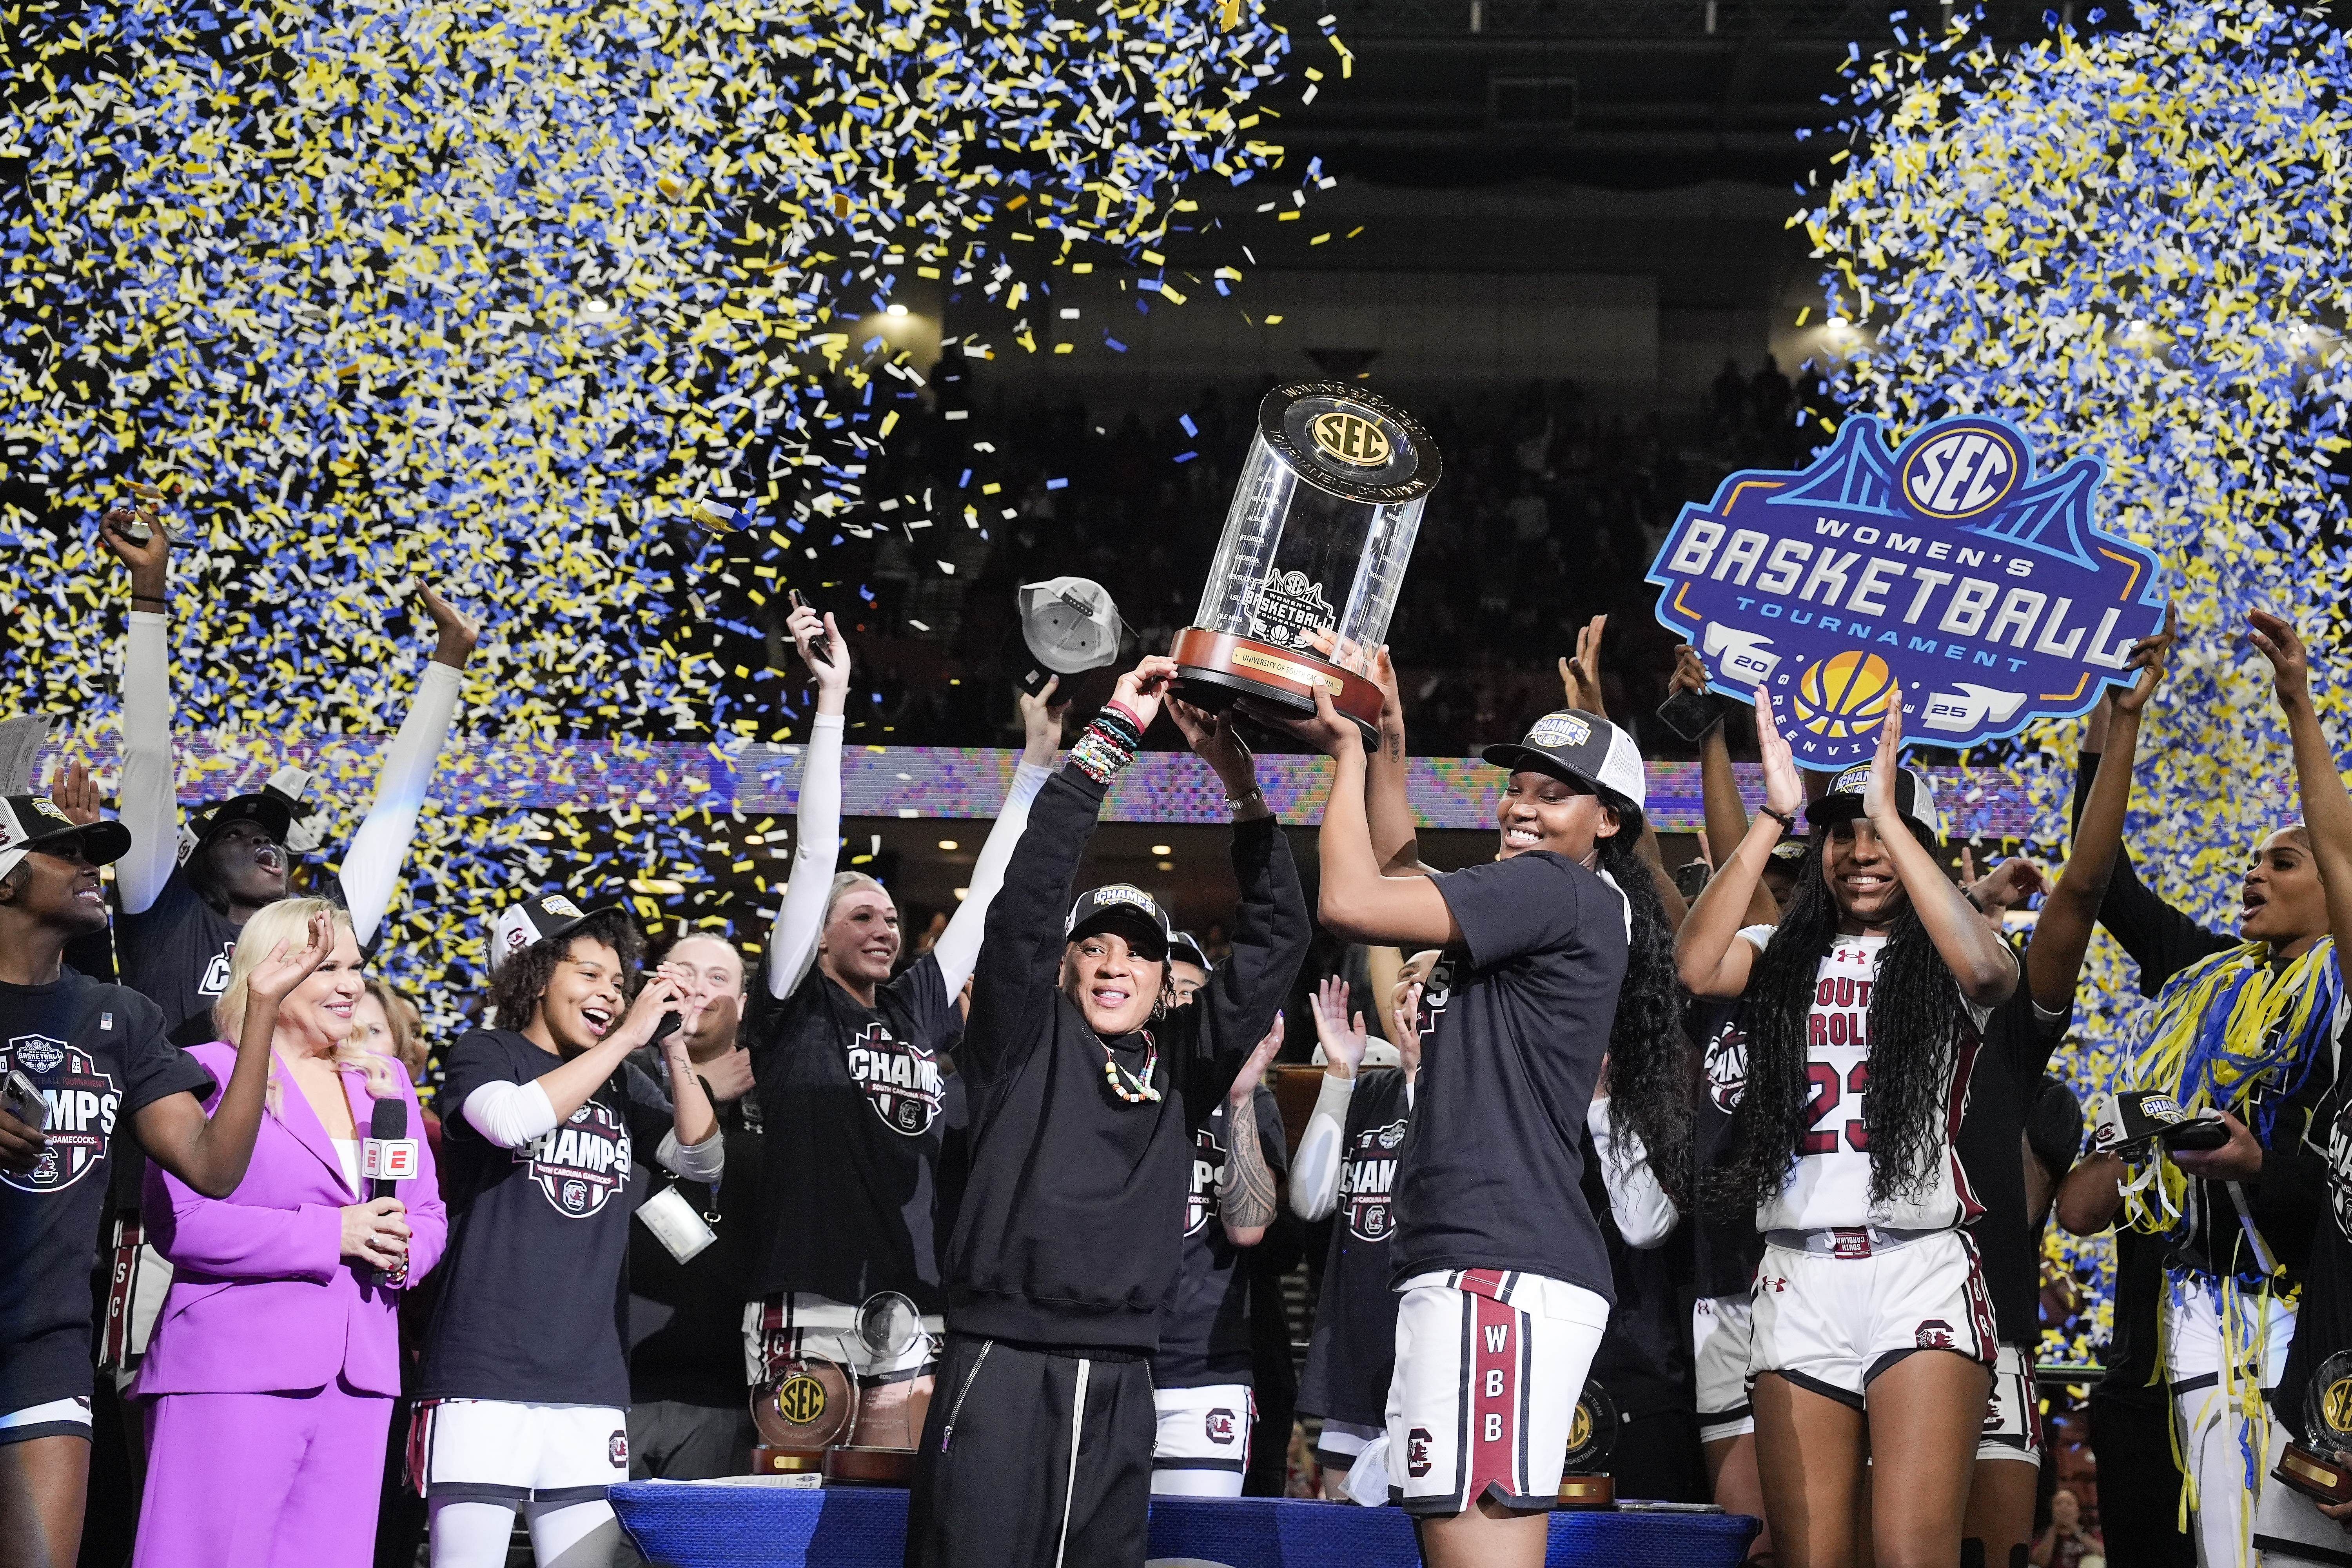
[942,764,1309,1353]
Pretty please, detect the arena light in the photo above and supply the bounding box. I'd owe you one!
[937,838,959,850]
[1150,843,1172,856]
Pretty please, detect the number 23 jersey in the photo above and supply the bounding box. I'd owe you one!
[1732,926,1991,1234]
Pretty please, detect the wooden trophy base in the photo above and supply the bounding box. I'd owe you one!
[1169,628,1382,741]
[749,1446,827,1488]
[1556,1472,1615,1509]
[823,1446,916,1486]
[2276,1442,2352,1506]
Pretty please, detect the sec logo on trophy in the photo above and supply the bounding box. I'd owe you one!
[1646,414,2167,769]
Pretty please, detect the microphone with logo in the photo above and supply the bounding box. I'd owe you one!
[359,1098,421,1289]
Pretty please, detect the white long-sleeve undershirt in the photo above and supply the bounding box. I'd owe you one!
[461,1078,723,1181]
[1589,1092,1677,1249]
[339,661,463,947]
[924,759,1053,1000]
[115,609,178,915]
[1290,1072,1355,1221]
[767,713,845,1001]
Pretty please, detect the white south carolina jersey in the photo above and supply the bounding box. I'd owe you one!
[1738,927,1991,1234]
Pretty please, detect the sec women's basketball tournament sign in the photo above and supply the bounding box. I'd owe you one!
[1646,414,2169,770]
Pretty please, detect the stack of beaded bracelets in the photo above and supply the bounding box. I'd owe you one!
[1070,701,1147,785]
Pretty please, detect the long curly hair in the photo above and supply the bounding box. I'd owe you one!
[1593,797,1694,1208]
[487,909,646,1033]
[1701,831,1969,1220]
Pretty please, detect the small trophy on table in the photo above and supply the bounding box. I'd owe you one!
[2276,1350,2352,1507]
[1171,382,1441,740]
[823,1293,937,1487]
[1556,1378,1619,1508]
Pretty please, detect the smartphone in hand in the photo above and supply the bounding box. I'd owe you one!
[1657,687,1720,744]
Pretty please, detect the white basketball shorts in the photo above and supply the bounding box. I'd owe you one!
[1150,1382,1256,1497]
[1977,1342,2042,1467]
[410,1399,629,1504]
[1693,1293,1756,1445]
[1385,1268,1610,1517]
[1749,1229,1997,1407]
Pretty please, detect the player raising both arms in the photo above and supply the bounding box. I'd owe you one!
[99,510,481,1042]
[743,597,1065,1431]
[1677,684,2017,1568]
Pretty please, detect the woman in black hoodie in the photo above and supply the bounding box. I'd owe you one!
[904,655,1310,1568]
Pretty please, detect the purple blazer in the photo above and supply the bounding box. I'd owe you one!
[138,1042,448,1397]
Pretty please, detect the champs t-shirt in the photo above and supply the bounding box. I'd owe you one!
[1299,1067,1412,1428]
[1742,927,1993,1234]
[0,973,209,1409]
[114,867,243,1047]
[746,951,960,1310]
[1152,1085,1288,1389]
[419,1028,677,1408]
[1392,852,1628,1302]
[1691,1000,1765,1299]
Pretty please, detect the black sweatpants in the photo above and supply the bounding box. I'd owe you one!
[906,1335,1155,1568]
[2089,1384,2194,1568]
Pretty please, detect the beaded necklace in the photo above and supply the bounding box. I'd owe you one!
[1100,1029,1161,1104]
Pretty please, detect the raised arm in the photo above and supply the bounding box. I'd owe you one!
[2252,608,2352,955]
[133,911,332,1198]
[1184,709,1311,1054]
[338,586,479,947]
[1677,686,1806,998]
[101,510,178,914]
[1862,687,2016,1007]
[1290,688,1459,949]
[1291,977,1364,1221]
[1217,1022,1286,1247]
[927,680,1062,999]
[1676,644,1779,931]
[2028,612,2173,1014]
[962,658,1176,1079]
[1364,646,1432,877]
[766,603,850,1001]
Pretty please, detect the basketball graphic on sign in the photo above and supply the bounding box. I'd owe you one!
[1791,652,1896,740]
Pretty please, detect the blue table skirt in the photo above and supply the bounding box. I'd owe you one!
[610,1481,1761,1568]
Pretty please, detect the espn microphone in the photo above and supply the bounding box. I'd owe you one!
[360,1099,418,1287]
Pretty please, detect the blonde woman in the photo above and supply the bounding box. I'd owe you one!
[133,898,447,1568]
[742,601,1063,1406]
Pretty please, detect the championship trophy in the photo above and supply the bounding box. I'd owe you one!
[1556,1378,1619,1508]
[822,1293,937,1487]
[749,1353,855,1485]
[2276,1349,2352,1506]
[1171,382,1441,739]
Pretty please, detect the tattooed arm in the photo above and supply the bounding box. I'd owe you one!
[1217,1024,1287,1247]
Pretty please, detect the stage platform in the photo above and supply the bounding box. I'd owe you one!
[609,1481,1761,1568]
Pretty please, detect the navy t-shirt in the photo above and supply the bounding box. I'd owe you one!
[419,1029,676,1408]
[0,973,209,1408]
[1151,1085,1289,1389]
[745,951,961,1309]
[114,867,243,1047]
[1299,1067,1413,1428]
[1392,852,1629,1303]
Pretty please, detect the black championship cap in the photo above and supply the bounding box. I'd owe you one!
[186,793,294,848]
[1064,883,1173,960]
[493,889,623,968]
[0,795,131,878]
[1168,930,1212,973]
[1480,708,1648,814]
[1804,762,1944,837]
